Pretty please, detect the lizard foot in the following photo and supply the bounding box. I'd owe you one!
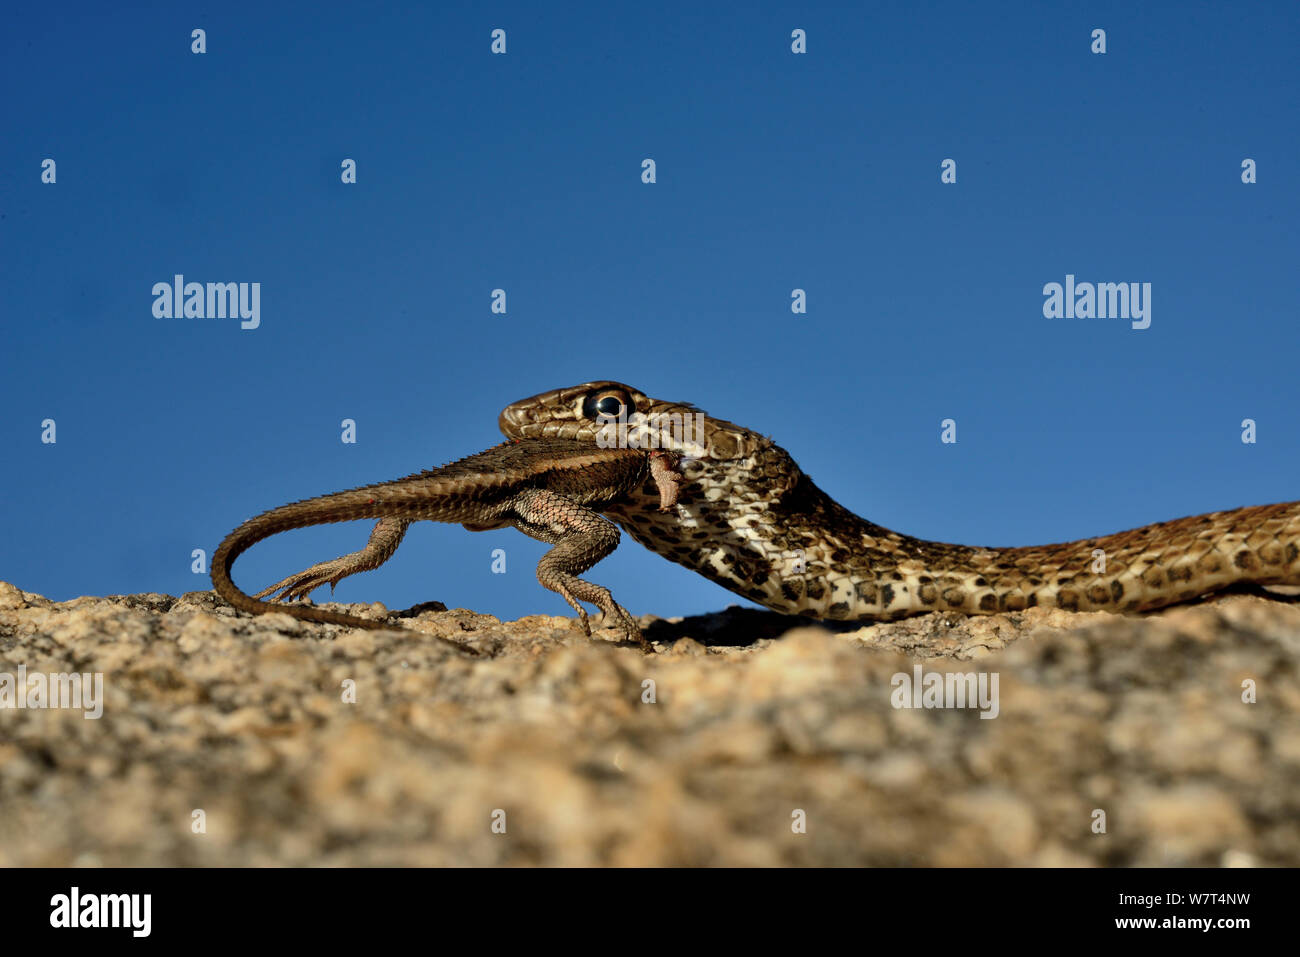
[253,559,353,602]
[596,604,651,652]
[557,591,650,651]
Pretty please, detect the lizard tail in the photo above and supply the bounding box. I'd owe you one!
[210,481,461,636]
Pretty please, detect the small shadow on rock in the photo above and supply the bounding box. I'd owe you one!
[1218,582,1300,604]
[396,601,450,618]
[643,605,864,648]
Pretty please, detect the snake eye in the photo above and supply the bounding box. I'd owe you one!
[583,389,632,421]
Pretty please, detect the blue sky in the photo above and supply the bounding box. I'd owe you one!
[3,1,1297,625]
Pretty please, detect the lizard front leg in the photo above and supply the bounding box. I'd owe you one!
[253,518,411,601]
[510,488,647,650]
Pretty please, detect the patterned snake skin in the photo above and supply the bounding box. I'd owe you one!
[499,381,1300,621]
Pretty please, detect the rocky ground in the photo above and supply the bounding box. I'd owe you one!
[1,580,1297,866]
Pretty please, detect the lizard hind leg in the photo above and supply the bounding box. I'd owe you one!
[511,488,648,650]
[253,518,411,602]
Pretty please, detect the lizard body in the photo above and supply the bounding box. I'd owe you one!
[212,437,680,647]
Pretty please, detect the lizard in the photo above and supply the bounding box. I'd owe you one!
[211,437,683,649]
[496,380,1300,621]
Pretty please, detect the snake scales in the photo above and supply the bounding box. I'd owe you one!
[500,381,1300,621]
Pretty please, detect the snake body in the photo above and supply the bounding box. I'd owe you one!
[500,381,1300,621]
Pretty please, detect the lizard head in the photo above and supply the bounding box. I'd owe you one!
[498,380,779,466]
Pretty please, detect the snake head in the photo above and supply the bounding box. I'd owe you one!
[499,380,762,465]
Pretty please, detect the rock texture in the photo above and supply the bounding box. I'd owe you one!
[1,580,1297,866]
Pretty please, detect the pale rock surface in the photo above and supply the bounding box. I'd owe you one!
[0,580,1296,866]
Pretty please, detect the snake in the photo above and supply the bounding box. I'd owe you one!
[499,380,1300,621]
